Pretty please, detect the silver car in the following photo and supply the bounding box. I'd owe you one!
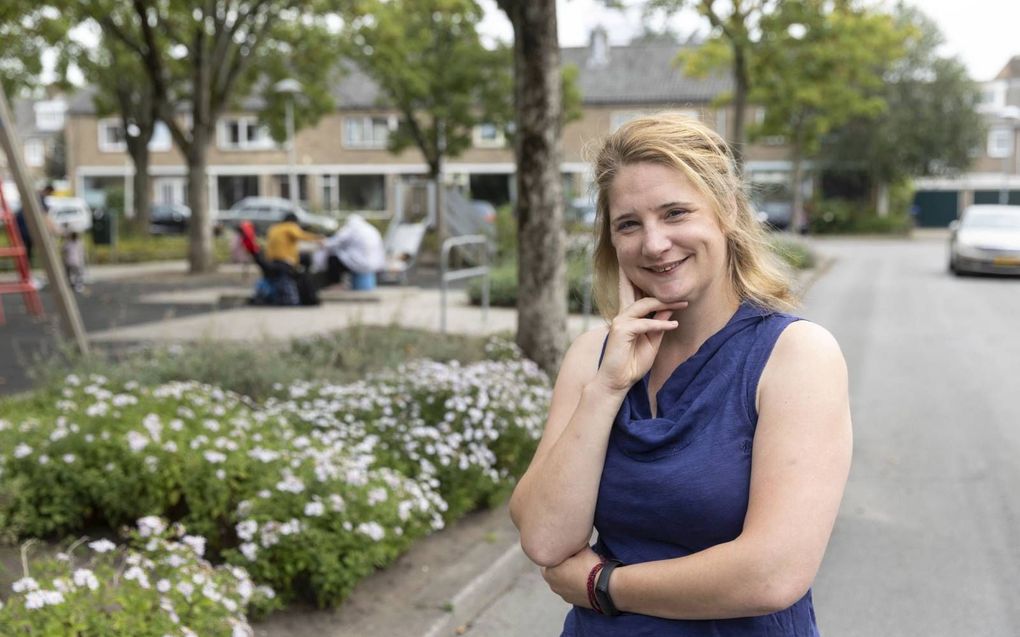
[948,204,1020,276]
[217,197,340,236]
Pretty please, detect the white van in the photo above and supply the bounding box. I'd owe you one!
[45,196,94,235]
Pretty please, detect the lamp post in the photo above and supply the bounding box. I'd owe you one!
[998,106,1020,205]
[274,79,302,206]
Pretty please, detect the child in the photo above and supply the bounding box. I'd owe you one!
[62,230,85,292]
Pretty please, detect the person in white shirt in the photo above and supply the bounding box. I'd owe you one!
[312,214,385,287]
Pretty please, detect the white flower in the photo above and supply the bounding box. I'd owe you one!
[356,521,385,542]
[124,565,150,589]
[231,620,253,637]
[236,520,258,541]
[89,539,117,553]
[216,469,226,480]
[367,487,388,505]
[24,589,64,610]
[203,450,227,464]
[304,501,325,517]
[13,443,32,459]
[329,494,346,512]
[73,568,99,591]
[280,519,302,536]
[38,454,49,465]
[137,516,166,538]
[181,535,206,557]
[239,542,258,561]
[275,474,305,494]
[60,453,76,464]
[126,431,149,452]
[157,579,172,593]
[12,577,39,593]
[176,581,194,597]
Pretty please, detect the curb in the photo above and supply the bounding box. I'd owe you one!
[422,543,531,637]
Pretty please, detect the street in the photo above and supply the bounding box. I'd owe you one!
[467,235,1020,636]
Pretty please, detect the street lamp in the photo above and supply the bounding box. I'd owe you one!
[274,78,302,206]
[998,106,1020,205]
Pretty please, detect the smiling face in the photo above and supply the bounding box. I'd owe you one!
[608,162,733,305]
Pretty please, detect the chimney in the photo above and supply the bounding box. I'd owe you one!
[588,26,610,68]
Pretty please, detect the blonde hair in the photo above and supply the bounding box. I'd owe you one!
[589,112,797,319]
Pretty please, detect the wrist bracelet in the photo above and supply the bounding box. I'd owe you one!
[593,559,623,617]
[586,560,605,614]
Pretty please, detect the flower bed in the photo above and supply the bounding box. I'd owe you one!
[0,339,550,616]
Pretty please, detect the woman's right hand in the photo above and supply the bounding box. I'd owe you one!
[593,265,687,394]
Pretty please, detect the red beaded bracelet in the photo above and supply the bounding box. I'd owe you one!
[586,559,606,614]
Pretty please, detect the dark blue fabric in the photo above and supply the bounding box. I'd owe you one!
[561,302,819,636]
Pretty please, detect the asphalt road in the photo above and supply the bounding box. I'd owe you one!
[467,235,1020,636]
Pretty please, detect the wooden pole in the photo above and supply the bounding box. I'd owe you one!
[0,84,89,355]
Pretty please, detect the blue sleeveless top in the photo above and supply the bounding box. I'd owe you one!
[561,302,819,636]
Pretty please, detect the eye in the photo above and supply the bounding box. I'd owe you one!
[665,208,689,219]
[614,219,638,232]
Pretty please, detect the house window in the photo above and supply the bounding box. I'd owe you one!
[321,175,338,211]
[274,174,308,203]
[34,100,65,132]
[218,116,274,150]
[337,175,385,211]
[148,122,172,152]
[988,127,1014,158]
[98,119,127,152]
[24,139,45,167]
[473,123,506,148]
[343,116,392,149]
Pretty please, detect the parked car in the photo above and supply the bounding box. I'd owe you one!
[149,203,191,235]
[44,196,93,235]
[948,204,1020,276]
[217,197,340,236]
[753,200,793,231]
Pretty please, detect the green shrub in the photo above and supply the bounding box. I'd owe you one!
[467,253,599,315]
[0,337,550,608]
[0,519,275,636]
[809,198,912,235]
[29,326,493,402]
[86,234,232,264]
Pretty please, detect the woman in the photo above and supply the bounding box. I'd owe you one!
[509,113,852,635]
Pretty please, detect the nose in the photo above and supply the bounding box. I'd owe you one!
[641,223,671,257]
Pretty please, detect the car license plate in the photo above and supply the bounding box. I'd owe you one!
[993,256,1020,266]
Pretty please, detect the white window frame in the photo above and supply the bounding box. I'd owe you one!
[321,174,339,211]
[24,138,45,167]
[988,127,1013,159]
[217,116,275,151]
[34,100,65,132]
[472,123,506,149]
[343,115,394,149]
[98,118,127,152]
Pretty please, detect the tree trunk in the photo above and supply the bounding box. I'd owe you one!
[731,47,749,171]
[500,0,568,376]
[127,146,151,233]
[790,150,806,233]
[186,133,215,273]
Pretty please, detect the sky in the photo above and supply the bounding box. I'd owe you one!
[476,0,1020,82]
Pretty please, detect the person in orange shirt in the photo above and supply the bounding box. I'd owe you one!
[262,213,323,305]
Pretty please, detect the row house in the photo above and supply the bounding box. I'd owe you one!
[912,56,1020,226]
[54,30,798,221]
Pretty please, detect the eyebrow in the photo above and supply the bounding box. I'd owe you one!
[611,201,696,222]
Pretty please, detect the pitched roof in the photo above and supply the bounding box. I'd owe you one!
[61,39,732,114]
[995,56,1020,80]
[561,41,732,105]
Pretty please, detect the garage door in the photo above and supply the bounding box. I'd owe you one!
[912,191,958,227]
[973,190,1020,205]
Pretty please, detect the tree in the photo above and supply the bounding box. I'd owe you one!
[496,0,568,376]
[819,3,984,212]
[346,0,512,240]
[0,4,68,96]
[65,1,341,272]
[61,30,160,227]
[646,0,781,170]
[748,0,906,229]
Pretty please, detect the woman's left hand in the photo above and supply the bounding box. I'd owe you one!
[540,546,603,608]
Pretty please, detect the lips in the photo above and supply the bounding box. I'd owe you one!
[642,257,687,274]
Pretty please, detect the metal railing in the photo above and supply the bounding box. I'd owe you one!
[439,234,490,333]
